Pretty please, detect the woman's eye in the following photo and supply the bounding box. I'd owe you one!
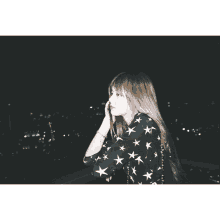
[110,92,119,96]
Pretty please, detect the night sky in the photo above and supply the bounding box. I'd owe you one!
[1,36,219,114]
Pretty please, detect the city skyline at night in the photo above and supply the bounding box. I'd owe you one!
[0,98,219,184]
[1,99,219,164]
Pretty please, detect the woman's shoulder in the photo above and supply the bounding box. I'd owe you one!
[135,112,149,120]
[136,112,160,130]
[136,112,155,123]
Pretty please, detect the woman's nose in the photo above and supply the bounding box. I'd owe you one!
[109,98,113,105]
[109,100,114,107]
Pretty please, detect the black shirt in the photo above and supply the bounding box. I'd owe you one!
[83,112,173,184]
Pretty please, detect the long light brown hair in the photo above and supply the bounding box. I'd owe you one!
[107,72,188,183]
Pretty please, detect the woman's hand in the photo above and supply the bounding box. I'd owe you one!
[105,101,115,123]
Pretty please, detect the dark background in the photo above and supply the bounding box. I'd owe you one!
[0,36,219,111]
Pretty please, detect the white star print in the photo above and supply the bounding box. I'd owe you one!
[157,135,161,141]
[154,152,158,157]
[151,182,157,185]
[130,176,135,183]
[143,172,153,180]
[126,127,136,135]
[95,156,101,162]
[135,156,144,165]
[148,117,152,121]
[137,112,142,116]
[144,126,151,134]
[95,166,108,177]
[106,176,112,182]
[120,146,125,151]
[157,167,162,170]
[146,142,152,150]
[114,155,124,165]
[150,127,156,134]
[132,166,137,175]
[138,182,142,185]
[107,147,111,151]
[133,139,140,146]
[135,117,142,123]
[128,151,138,159]
[103,154,108,160]
[103,144,107,148]
[116,136,123,142]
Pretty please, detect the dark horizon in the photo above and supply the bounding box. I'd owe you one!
[0,36,219,109]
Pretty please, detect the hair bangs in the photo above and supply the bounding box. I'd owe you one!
[109,81,126,97]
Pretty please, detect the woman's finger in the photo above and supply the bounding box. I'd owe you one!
[105,101,110,117]
[112,115,116,123]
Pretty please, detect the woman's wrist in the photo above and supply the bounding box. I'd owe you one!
[98,116,110,137]
[96,130,106,138]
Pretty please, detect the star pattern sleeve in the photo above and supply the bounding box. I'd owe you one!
[83,113,162,181]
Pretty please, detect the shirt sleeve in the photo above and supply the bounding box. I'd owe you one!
[83,113,158,179]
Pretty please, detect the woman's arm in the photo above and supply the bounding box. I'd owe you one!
[84,116,110,157]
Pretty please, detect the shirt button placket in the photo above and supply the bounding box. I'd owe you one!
[161,144,165,184]
[127,161,130,184]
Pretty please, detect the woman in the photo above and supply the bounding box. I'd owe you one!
[83,72,190,184]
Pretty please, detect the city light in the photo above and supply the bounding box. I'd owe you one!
[0,100,218,184]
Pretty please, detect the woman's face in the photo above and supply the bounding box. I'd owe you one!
[109,87,130,117]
